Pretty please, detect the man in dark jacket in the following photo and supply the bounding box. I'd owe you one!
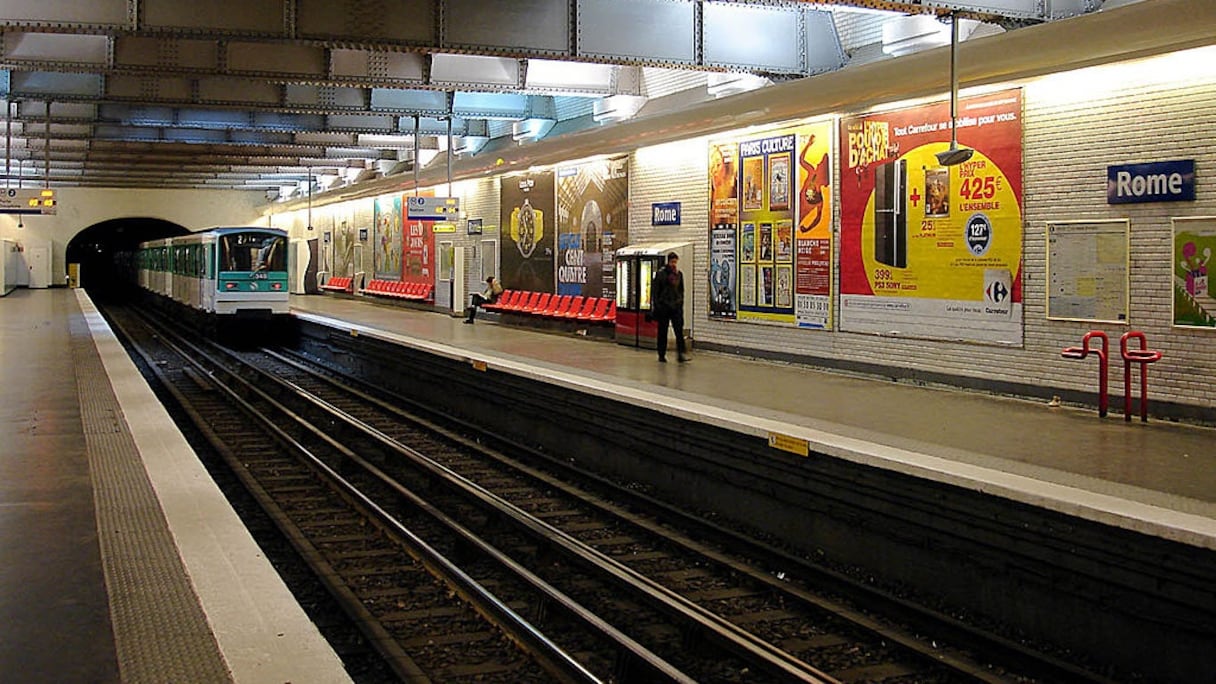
[651,253,688,363]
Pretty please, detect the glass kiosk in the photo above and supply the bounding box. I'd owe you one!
[614,242,692,349]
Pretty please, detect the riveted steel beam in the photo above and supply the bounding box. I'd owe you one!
[2,0,855,76]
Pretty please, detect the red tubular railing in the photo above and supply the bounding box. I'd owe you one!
[1061,331,1110,417]
[1120,331,1162,423]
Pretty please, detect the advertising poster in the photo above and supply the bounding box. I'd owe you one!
[710,141,740,227]
[403,189,437,286]
[709,225,736,318]
[708,123,832,328]
[556,156,629,298]
[1173,217,1216,328]
[373,195,402,280]
[734,122,835,327]
[839,89,1023,344]
[795,125,833,328]
[501,171,556,293]
[331,205,357,278]
[737,134,795,323]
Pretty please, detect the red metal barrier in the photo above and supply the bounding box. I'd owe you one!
[1119,331,1162,423]
[1061,331,1109,417]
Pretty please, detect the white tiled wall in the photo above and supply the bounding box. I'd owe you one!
[291,49,1216,411]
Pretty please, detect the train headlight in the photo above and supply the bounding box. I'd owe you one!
[225,282,238,290]
[271,283,282,290]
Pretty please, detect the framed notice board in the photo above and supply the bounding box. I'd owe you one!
[1046,219,1129,323]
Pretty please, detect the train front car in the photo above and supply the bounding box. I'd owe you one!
[213,227,290,343]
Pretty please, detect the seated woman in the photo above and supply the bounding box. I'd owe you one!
[464,275,503,323]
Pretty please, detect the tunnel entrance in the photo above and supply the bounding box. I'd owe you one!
[66,218,189,299]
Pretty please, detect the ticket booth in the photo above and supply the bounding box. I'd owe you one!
[615,242,692,348]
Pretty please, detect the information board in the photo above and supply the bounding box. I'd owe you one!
[1046,220,1129,323]
[0,188,56,215]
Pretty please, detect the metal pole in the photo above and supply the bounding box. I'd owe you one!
[412,115,420,196]
[45,102,51,188]
[949,14,959,149]
[4,98,10,186]
[307,170,313,230]
[446,115,453,197]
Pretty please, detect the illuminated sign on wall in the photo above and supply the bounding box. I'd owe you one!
[0,188,57,215]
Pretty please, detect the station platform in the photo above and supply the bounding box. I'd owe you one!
[291,293,1216,551]
[0,288,350,684]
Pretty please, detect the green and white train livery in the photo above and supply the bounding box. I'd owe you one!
[137,227,289,317]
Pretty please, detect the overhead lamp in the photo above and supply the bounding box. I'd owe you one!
[936,14,975,167]
[592,94,648,123]
[882,14,950,57]
[706,73,771,99]
[453,134,490,156]
[511,117,555,143]
[417,149,441,167]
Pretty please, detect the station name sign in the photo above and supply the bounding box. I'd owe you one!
[0,188,57,215]
[651,201,681,226]
[1107,160,1195,204]
[407,195,460,220]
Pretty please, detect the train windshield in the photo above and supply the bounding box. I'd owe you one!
[220,232,287,272]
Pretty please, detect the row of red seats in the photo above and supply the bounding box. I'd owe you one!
[484,290,616,322]
[362,279,433,300]
[320,276,353,293]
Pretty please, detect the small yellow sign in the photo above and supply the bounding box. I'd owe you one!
[767,431,809,457]
[471,360,488,372]
[349,329,359,337]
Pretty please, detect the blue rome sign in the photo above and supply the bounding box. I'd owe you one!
[1107,160,1195,204]
[651,202,681,226]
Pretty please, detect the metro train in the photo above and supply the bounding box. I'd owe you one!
[136,227,290,338]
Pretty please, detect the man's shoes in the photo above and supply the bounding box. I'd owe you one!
[658,356,667,363]
[463,319,474,324]
[678,355,689,363]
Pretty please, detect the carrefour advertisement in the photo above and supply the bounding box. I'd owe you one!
[373,195,402,280]
[708,121,833,327]
[1173,217,1216,328]
[557,156,629,298]
[501,171,556,293]
[839,89,1023,344]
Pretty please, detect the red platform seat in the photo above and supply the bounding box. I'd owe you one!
[551,295,582,318]
[320,276,352,293]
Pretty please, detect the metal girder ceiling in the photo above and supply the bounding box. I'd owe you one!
[0,0,1097,191]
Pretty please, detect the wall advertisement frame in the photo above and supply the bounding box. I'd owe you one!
[556,156,629,298]
[1173,216,1216,328]
[838,89,1024,345]
[707,119,834,328]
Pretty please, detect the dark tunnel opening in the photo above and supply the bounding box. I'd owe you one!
[66,218,190,300]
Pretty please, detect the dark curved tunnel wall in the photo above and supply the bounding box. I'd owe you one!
[65,218,189,298]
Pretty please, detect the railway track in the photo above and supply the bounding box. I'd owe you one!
[110,304,1112,683]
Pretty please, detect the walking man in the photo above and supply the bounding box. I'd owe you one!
[651,253,688,363]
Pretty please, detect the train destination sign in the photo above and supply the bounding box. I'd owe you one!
[0,188,57,215]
